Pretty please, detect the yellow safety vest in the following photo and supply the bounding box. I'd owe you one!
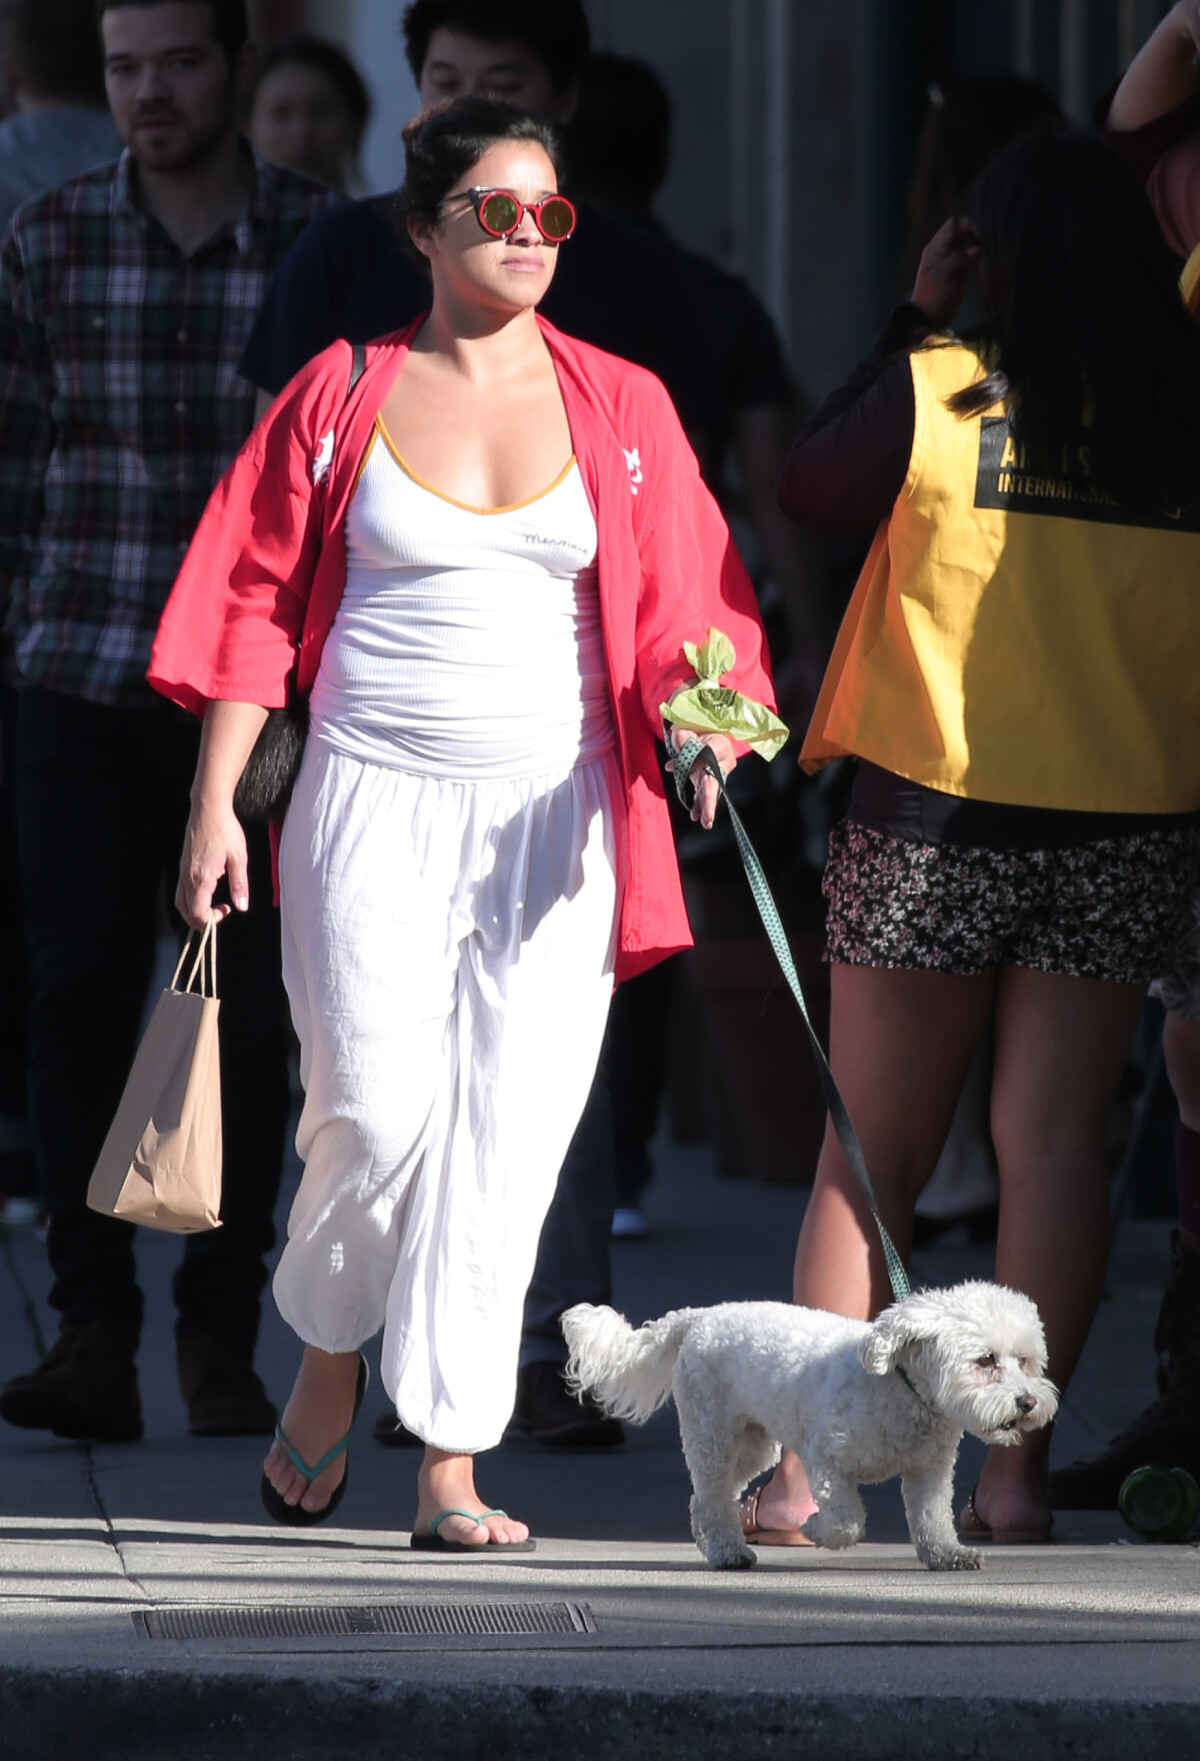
[801,339,1200,813]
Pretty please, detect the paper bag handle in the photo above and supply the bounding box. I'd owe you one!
[170,914,219,1000]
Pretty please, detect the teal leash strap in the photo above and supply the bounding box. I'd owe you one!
[672,736,911,1305]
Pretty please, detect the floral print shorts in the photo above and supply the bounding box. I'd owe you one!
[823,820,1199,984]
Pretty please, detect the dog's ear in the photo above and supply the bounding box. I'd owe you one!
[859,1305,909,1376]
[858,1291,942,1376]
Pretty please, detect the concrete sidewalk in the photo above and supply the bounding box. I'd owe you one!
[1,1138,1196,1759]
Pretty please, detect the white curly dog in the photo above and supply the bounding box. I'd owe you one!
[563,1281,1058,1572]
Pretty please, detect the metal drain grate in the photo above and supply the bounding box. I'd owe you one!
[135,1601,595,1641]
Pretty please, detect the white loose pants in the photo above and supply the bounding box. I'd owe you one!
[274,737,620,1453]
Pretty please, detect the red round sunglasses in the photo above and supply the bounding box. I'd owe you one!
[443,186,577,243]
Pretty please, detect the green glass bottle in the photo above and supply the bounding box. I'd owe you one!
[1118,1467,1199,1543]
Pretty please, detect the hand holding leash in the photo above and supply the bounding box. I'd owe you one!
[664,725,737,829]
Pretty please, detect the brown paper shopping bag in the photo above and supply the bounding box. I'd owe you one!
[87,917,223,1233]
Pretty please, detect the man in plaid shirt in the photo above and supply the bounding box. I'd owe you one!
[0,0,336,1444]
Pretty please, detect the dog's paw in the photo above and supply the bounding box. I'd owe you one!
[705,1539,757,1571]
[921,1544,983,1572]
[803,1513,859,1551]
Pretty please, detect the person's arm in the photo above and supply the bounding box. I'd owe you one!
[0,225,54,596]
[1108,3,1200,132]
[631,376,780,825]
[176,701,270,929]
[149,342,344,722]
[776,314,922,535]
[1099,7,1200,258]
[733,401,831,722]
[778,217,977,535]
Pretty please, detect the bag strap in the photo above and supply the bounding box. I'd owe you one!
[671,736,911,1305]
[171,916,219,1001]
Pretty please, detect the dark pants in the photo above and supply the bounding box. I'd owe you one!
[0,686,32,1166]
[519,1040,615,1369]
[609,958,674,1206]
[14,687,290,1348]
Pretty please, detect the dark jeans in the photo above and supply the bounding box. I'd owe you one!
[14,687,290,1348]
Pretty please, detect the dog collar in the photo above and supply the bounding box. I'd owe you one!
[895,1365,922,1400]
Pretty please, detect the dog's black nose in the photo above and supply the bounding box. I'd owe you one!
[1016,1395,1036,1415]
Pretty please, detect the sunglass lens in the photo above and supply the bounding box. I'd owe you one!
[479,191,521,235]
[539,197,575,241]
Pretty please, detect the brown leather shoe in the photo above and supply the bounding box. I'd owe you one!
[176,1335,277,1437]
[0,1318,142,1442]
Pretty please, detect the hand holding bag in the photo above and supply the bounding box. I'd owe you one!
[87,917,223,1233]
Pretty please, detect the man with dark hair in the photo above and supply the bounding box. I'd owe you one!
[402,0,589,100]
[238,0,718,1451]
[0,1,335,1444]
[94,0,250,70]
[0,2,121,1232]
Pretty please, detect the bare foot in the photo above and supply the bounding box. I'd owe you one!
[968,1435,1053,1535]
[744,1448,819,1534]
[263,1346,361,1516]
[414,1445,530,1547]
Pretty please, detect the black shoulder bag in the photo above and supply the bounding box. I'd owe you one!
[232,342,368,823]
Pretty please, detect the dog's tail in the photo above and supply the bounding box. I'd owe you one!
[562,1303,698,1425]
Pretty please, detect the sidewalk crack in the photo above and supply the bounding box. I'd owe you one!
[83,1449,153,1605]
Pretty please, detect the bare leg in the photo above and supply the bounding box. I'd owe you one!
[753,963,995,1531]
[263,1344,361,1515]
[414,1449,530,1546]
[1164,1011,1200,1129]
[972,968,1145,1533]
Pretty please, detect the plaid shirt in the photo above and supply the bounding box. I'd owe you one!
[0,145,336,706]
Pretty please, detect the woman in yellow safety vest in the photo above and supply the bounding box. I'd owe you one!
[750,129,1200,1549]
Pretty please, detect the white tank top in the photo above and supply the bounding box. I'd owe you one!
[309,419,614,779]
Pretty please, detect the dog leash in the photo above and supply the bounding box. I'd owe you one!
[671,736,911,1305]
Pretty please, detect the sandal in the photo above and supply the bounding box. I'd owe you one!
[410,1507,537,1554]
[739,1485,816,1547]
[959,1485,1053,1544]
[259,1354,369,1528]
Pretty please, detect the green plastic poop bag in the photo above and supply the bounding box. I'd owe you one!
[660,628,788,760]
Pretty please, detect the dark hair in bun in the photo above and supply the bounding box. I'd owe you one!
[398,95,563,257]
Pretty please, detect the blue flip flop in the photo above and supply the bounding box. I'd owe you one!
[260,1354,369,1528]
[410,1507,536,1553]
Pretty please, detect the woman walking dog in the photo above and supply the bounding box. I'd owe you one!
[149,96,774,1551]
[751,129,1200,1549]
